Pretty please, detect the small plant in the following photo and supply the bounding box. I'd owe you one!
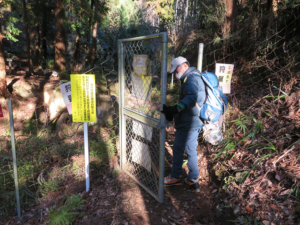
[4,128,11,136]
[222,175,238,190]
[237,153,274,183]
[214,138,237,159]
[23,117,37,135]
[38,171,63,197]
[41,59,55,69]
[288,182,300,199]
[229,216,263,225]
[90,135,116,163]
[231,114,250,135]
[47,194,86,225]
[241,120,264,142]
[59,71,70,80]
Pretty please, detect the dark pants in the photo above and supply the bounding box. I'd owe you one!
[171,129,200,179]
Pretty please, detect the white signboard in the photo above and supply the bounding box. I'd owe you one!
[215,63,234,94]
[131,139,151,172]
[132,120,153,141]
[60,82,72,114]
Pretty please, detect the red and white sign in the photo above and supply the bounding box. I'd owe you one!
[60,82,72,114]
[0,104,3,118]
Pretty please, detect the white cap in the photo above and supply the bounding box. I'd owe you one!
[170,56,188,73]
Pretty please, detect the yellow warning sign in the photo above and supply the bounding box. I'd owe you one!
[71,74,96,122]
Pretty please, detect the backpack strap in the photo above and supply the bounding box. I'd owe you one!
[183,71,207,111]
[183,71,201,83]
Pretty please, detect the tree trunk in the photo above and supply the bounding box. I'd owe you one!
[35,22,41,66]
[54,0,66,72]
[184,0,189,23]
[267,0,278,28]
[74,34,80,63]
[90,0,98,69]
[86,0,94,56]
[174,0,178,34]
[22,0,33,74]
[0,21,6,97]
[223,0,238,35]
[42,4,48,59]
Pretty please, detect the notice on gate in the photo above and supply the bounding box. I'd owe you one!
[0,104,3,118]
[215,63,234,94]
[70,74,96,122]
[60,81,72,114]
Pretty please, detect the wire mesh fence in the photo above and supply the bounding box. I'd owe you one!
[123,39,163,119]
[202,13,300,98]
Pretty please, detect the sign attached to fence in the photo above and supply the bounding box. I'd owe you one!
[60,81,72,114]
[215,63,234,94]
[0,104,3,118]
[70,74,96,122]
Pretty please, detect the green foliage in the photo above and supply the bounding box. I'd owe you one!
[103,0,139,27]
[38,175,62,197]
[231,114,250,135]
[223,176,238,190]
[47,194,86,225]
[23,117,37,135]
[59,71,70,81]
[244,154,273,182]
[42,59,55,69]
[288,182,300,200]
[229,216,263,225]
[89,135,116,163]
[1,1,22,42]
[214,138,237,159]
[154,0,175,25]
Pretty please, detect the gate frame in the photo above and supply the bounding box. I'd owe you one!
[118,32,168,203]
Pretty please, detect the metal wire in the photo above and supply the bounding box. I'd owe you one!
[123,39,162,119]
[202,13,300,101]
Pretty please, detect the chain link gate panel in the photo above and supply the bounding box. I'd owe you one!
[118,33,168,203]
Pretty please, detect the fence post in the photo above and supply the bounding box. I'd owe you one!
[118,40,126,169]
[197,43,204,72]
[8,100,21,218]
[158,32,168,204]
[84,122,90,192]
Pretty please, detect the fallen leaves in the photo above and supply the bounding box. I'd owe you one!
[245,206,253,213]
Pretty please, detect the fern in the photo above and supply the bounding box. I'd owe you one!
[231,114,250,135]
[47,194,86,225]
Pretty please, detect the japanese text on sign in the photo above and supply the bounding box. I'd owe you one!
[70,74,96,122]
[215,63,234,94]
[60,81,72,114]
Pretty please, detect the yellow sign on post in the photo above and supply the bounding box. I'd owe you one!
[71,74,97,122]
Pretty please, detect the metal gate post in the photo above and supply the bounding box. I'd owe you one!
[8,100,21,218]
[158,32,168,203]
[118,40,126,168]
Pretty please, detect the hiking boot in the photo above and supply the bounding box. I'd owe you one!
[164,175,183,186]
[184,178,200,192]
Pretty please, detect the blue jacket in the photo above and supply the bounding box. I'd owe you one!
[174,67,206,131]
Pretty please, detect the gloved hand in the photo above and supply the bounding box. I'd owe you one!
[161,104,178,122]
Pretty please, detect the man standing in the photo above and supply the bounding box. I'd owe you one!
[161,56,206,192]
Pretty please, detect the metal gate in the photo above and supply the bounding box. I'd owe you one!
[118,33,168,203]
